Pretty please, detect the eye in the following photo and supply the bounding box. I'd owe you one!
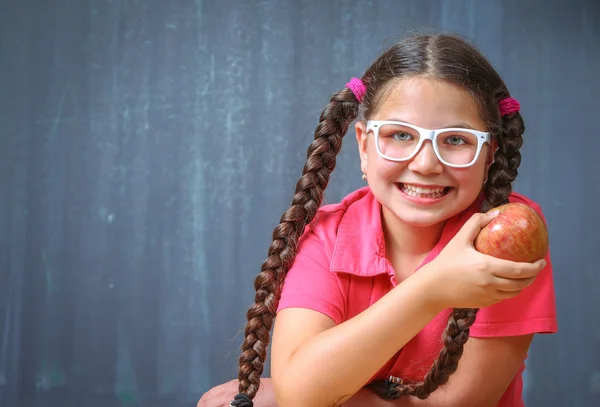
[445,135,467,146]
[391,132,413,141]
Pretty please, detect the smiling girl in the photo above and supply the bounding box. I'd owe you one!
[199,33,557,407]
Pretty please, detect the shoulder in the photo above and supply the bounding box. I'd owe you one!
[508,191,546,216]
[507,191,550,227]
[287,185,380,288]
[307,186,373,240]
[276,187,375,323]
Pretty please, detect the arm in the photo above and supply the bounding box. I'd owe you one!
[196,378,399,407]
[271,273,443,407]
[198,330,533,407]
[387,334,534,407]
[271,212,543,407]
[388,219,555,407]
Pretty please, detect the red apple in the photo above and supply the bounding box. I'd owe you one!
[474,203,549,263]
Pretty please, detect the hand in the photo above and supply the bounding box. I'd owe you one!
[197,378,278,407]
[422,210,547,309]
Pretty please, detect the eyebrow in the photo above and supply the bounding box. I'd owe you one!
[385,118,477,130]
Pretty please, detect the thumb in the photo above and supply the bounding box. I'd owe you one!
[458,209,500,242]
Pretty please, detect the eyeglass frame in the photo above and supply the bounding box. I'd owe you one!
[365,120,491,168]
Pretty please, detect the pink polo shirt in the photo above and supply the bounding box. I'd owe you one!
[276,186,557,407]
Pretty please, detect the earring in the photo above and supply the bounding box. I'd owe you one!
[362,173,367,180]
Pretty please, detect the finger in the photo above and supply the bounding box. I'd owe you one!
[459,210,500,241]
[490,258,546,280]
[491,275,537,292]
[494,288,523,300]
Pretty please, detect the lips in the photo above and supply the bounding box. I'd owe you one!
[397,183,452,199]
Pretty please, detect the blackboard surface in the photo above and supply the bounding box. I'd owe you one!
[1,1,598,406]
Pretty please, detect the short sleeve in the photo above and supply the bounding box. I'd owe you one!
[276,226,346,325]
[470,195,558,337]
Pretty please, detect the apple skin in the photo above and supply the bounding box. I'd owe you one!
[474,203,549,263]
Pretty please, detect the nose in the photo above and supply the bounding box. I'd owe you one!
[407,140,444,174]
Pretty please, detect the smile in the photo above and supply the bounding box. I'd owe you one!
[396,183,453,202]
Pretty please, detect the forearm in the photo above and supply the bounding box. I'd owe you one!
[341,387,451,407]
[390,396,437,406]
[388,390,490,407]
[346,388,472,407]
[274,271,443,407]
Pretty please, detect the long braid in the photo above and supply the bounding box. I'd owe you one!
[230,88,360,406]
[370,103,526,401]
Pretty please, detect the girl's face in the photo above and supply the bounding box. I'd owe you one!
[356,76,496,228]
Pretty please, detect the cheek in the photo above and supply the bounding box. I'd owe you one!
[452,165,486,193]
[366,137,378,158]
[367,150,407,179]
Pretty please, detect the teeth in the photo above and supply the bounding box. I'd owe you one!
[401,184,447,198]
[403,184,445,194]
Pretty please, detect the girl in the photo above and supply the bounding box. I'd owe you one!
[199,33,556,407]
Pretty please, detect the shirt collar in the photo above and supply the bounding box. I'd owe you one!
[329,187,483,277]
[329,187,390,277]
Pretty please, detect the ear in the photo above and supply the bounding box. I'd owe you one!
[356,121,369,173]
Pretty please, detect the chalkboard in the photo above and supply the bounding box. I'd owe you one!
[1,1,598,406]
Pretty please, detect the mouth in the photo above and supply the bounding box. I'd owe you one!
[395,183,453,199]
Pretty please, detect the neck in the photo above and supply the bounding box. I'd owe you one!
[381,207,445,257]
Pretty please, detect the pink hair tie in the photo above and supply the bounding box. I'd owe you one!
[499,97,520,116]
[346,77,366,102]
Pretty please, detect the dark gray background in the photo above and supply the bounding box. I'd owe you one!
[1,1,598,406]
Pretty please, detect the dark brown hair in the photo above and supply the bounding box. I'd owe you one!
[230,33,525,406]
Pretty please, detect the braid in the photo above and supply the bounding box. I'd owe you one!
[230,88,360,406]
[368,309,478,400]
[483,110,525,210]
[370,106,526,401]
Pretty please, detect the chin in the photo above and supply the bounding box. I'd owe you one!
[389,208,451,228]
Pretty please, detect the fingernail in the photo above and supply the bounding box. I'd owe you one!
[488,209,499,217]
[541,259,547,268]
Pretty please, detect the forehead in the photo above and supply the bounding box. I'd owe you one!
[372,76,486,130]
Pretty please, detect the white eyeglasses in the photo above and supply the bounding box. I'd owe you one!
[366,120,491,168]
